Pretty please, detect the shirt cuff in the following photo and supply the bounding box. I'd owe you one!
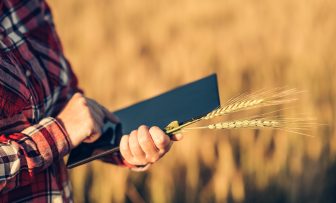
[22,117,71,168]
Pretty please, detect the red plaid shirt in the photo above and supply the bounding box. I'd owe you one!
[0,0,129,202]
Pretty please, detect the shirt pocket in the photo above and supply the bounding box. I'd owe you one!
[0,58,31,119]
[0,86,30,119]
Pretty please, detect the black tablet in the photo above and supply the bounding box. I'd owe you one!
[66,74,220,168]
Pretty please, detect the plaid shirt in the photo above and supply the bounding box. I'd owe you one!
[0,0,129,202]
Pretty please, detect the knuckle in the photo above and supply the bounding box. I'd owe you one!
[120,147,128,157]
[149,126,157,132]
[120,145,128,152]
[138,134,148,145]
[129,138,138,149]
[138,125,148,131]
[120,137,129,151]
[83,107,93,118]
[130,130,138,137]
[78,96,87,105]
[85,120,94,131]
[155,135,167,147]
[119,142,127,152]
[73,92,82,98]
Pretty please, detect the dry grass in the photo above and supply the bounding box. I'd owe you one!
[48,0,336,202]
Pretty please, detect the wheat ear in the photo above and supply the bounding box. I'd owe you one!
[184,117,316,137]
[186,119,281,130]
[202,88,301,120]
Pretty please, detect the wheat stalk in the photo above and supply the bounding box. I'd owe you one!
[202,88,301,120]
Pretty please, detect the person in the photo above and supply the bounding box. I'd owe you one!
[0,0,182,202]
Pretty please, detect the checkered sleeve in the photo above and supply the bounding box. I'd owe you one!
[0,117,71,193]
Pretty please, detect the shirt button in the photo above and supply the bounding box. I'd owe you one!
[26,70,31,77]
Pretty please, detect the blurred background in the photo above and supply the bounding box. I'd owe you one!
[48,0,336,202]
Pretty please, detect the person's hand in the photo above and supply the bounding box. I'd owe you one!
[119,125,183,168]
[57,92,119,148]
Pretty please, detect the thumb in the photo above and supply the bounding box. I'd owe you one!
[170,133,183,141]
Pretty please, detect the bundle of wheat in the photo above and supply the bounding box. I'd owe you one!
[165,88,316,137]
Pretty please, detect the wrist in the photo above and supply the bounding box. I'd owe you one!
[55,117,74,149]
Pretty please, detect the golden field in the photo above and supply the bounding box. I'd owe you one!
[48,0,336,202]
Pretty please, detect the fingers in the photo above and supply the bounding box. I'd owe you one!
[138,125,160,163]
[81,98,120,145]
[82,116,102,143]
[87,99,104,121]
[149,126,172,153]
[89,106,104,128]
[129,130,147,165]
[58,93,120,148]
[82,129,101,143]
[87,98,120,124]
[91,99,119,123]
[120,135,133,162]
[83,133,100,143]
[101,106,120,123]
[120,126,180,166]
[82,100,103,143]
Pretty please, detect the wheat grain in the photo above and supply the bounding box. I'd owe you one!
[182,117,316,137]
[165,88,315,137]
[185,119,281,130]
[202,88,301,120]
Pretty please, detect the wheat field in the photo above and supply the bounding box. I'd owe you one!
[48,0,336,202]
